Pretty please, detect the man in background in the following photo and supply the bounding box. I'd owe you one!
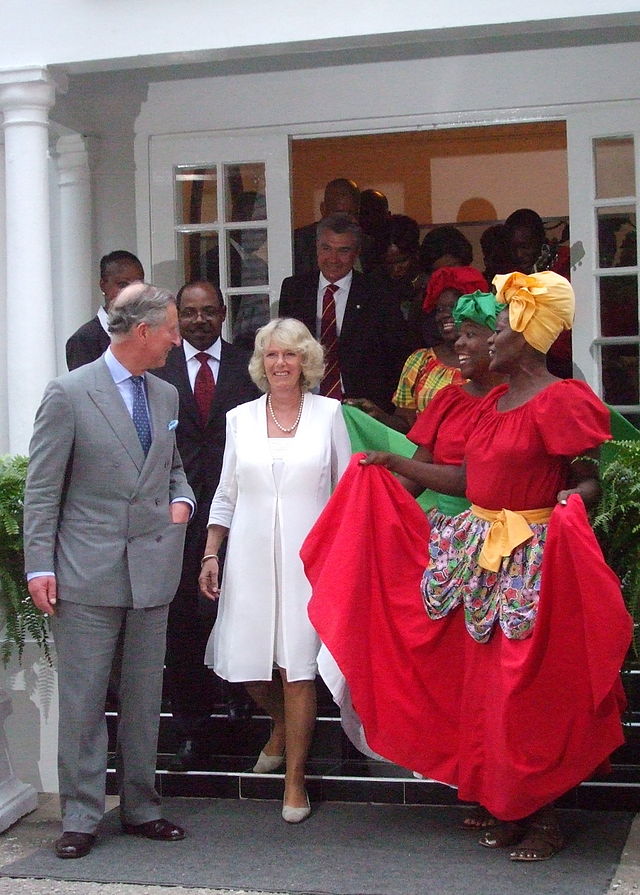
[152,280,260,771]
[66,250,144,370]
[293,178,360,275]
[280,212,408,412]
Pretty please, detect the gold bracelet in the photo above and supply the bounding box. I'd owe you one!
[201,554,219,566]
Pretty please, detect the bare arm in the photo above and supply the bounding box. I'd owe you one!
[557,447,601,509]
[360,451,466,496]
[198,524,229,600]
[396,445,434,496]
[344,398,412,434]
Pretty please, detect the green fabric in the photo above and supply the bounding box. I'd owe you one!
[602,407,640,469]
[435,492,470,516]
[341,405,640,518]
[341,405,437,512]
[452,290,504,331]
[609,407,640,441]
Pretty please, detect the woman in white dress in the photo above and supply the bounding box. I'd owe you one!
[199,318,351,823]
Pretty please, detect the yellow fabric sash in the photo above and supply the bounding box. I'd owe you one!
[471,504,554,572]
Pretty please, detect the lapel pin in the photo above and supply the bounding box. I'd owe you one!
[168,419,179,430]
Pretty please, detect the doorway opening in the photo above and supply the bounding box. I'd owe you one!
[290,121,569,272]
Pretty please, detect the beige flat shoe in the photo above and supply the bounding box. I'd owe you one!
[252,750,285,773]
[282,793,311,824]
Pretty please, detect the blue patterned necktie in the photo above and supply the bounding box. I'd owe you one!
[131,375,152,455]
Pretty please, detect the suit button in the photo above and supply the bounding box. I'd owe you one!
[127,537,134,544]
[155,536,162,542]
[155,498,160,506]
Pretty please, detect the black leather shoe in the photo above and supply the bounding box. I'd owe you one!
[55,831,96,859]
[227,701,254,723]
[122,818,186,841]
[168,738,206,772]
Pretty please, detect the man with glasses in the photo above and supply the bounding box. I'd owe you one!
[153,280,259,770]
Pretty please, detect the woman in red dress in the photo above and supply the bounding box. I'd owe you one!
[346,266,488,432]
[316,291,504,757]
[400,289,504,520]
[344,271,631,861]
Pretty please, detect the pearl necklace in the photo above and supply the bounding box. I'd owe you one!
[268,392,304,433]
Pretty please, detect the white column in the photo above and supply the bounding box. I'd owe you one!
[55,133,93,371]
[0,139,8,455]
[0,69,57,455]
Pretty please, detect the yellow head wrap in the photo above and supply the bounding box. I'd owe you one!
[492,271,575,354]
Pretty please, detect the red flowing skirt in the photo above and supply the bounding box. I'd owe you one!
[304,455,631,821]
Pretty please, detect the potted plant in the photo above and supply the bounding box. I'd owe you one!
[0,455,51,666]
[0,454,47,828]
[593,439,640,660]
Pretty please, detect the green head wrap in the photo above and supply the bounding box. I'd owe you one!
[452,290,505,332]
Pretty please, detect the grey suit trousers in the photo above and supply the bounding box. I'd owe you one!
[51,599,169,833]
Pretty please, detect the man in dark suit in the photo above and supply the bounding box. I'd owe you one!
[66,250,144,371]
[293,178,360,275]
[24,283,195,859]
[152,280,260,770]
[280,213,408,412]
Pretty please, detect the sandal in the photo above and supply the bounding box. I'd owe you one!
[478,821,526,849]
[510,817,564,862]
[461,805,499,830]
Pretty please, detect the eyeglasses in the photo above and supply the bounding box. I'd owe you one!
[178,307,224,321]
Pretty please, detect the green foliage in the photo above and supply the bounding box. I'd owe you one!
[593,440,640,662]
[0,455,51,666]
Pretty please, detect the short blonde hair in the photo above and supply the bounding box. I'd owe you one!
[249,318,325,392]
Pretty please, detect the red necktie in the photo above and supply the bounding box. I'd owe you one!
[320,283,342,400]
[194,352,215,426]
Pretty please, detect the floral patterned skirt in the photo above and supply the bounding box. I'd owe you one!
[421,508,547,642]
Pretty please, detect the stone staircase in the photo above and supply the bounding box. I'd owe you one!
[106,668,640,811]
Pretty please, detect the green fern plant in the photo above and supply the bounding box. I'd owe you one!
[593,439,640,662]
[0,455,51,666]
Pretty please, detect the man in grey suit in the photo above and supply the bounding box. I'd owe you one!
[24,283,195,859]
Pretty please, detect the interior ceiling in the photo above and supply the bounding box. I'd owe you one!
[49,13,640,136]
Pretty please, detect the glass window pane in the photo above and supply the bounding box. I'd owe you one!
[224,164,267,221]
[175,167,217,225]
[227,229,269,287]
[179,231,220,285]
[602,343,639,406]
[594,137,635,200]
[597,207,637,268]
[599,275,638,337]
[229,294,271,349]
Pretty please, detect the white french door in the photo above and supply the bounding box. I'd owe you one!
[566,103,640,426]
[148,131,291,345]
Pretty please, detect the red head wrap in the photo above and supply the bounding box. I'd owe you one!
[422,266,489,312]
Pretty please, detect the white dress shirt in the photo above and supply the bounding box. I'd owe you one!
[316,270,353,338]
[182,337,221,391]
[97,305,110,334]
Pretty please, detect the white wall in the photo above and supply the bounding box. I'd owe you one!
[136,42,640,138]
[2,1,639,70]
[430,150,568,222]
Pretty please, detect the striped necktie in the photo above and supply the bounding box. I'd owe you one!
[319,283,342,400]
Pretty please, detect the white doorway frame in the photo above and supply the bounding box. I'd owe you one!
[137,99,640,408]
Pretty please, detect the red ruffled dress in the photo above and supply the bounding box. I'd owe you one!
[407,384,477,518]
[305,379,632,821]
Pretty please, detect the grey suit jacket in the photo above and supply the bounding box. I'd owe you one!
[23,357,195,608]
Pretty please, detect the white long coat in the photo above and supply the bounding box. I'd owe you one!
[205,393,352,681]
